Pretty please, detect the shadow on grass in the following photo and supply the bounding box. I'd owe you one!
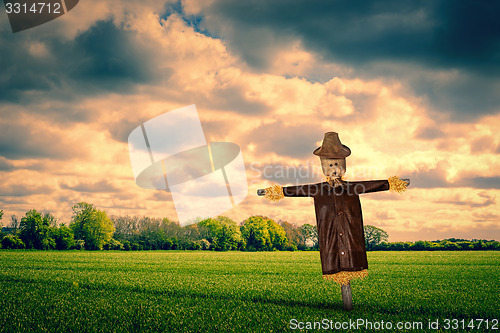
[0,274,480,318]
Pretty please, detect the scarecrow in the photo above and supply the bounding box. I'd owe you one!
[257,132,409,310]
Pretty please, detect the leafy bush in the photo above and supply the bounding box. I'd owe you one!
[241,216,288,251]
[72,239,85,250]
[103,239,123,250]
[199,239,210,250]
[54,225,75,250]
[2,235,25,249]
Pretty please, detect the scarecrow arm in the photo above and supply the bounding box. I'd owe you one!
[347,180,390,194]
[348,177,410,195]
[257,185,284,202]
[257,183,319,202]
[283,184,320,197]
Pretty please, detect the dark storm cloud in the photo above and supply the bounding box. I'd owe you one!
[200,0,500,119]
[205,0,500,72]
[205,0,435,66]
[67,20,158,87]
[411,72,500,121]
[0,19,161,104]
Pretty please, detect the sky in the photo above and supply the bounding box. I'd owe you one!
[0,0,499,241]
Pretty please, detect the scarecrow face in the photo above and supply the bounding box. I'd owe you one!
[320,157,346,177]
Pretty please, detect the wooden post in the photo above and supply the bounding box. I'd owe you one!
[341,282,353,311]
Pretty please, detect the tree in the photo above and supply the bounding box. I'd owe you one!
[9,215,20,233]
[280,221,300,251]
[2,234,25,249]
[53,225,75,250]
[364,225,389,250]
[240,216,287,251]
[70,202,115,250]
[19,210,56,249]
[0,209,4,236]
[198,216,243,251]
[240,216,271,251]
[267,219,287,250]
[111,215,181,250]
[411,240,431,251]
[298,224,318,250]
[103,238,123,250]
[217,216,244,250]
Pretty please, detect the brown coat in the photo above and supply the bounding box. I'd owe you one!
[283,180,389,274]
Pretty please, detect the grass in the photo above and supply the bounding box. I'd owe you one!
[0,251,498,332]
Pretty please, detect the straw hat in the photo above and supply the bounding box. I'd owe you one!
[313,132,351,158]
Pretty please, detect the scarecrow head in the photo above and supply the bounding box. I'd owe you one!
[313,132,351,178]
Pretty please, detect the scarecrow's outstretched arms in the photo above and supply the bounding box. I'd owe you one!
[257,177,409,201]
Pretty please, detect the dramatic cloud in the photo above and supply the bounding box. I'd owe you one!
[189,0,500,119]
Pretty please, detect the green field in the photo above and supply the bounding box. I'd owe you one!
[0,251,498,332]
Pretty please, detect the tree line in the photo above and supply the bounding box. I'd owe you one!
[0,207,498,251]
[362,225,500,251]
[0,204,318,251]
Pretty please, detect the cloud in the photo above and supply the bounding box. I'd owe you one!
[0,184,54,197]
[67,20,160,87]
[414,125,445,140]
[410,169,500,190]
[464,177,500,190]
[472,211,500,223]
[0,119,87,160]
[436,191,496,208]
[191,0,500,119]
[241,120,329,159]
[0,157,15,171]
[0,18,162,105]
[470,136,498,154]
[247,161,323,186]
[59,179,120,193]
[407,162,450,188]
